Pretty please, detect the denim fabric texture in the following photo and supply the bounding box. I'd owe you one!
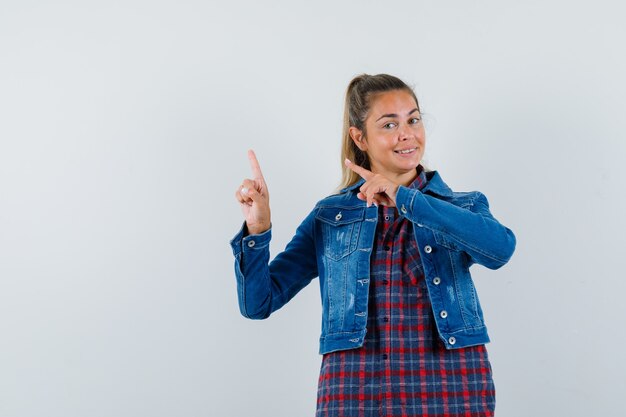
[230,169,516,355]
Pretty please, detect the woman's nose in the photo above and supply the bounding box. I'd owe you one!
[398,123,412,140]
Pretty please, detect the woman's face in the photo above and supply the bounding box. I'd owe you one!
[350,89,426,185]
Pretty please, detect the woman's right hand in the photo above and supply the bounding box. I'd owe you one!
[235,150,271,235]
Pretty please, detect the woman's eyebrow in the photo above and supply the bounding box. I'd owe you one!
[376,108,420,122]
[408,108,419,116]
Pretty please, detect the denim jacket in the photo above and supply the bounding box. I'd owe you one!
[230,170,516,355]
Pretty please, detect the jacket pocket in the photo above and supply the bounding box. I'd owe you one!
[316,207,364,261]
[448,250,483,327]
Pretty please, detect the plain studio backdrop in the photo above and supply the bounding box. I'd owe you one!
[1,1,624,416]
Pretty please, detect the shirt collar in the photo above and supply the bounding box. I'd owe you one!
[407,164,428,191]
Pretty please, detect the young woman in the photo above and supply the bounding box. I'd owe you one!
[231,74,516,417]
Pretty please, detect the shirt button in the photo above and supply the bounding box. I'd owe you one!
[440,310,448,319]
[247,240,256,248]
[383,317,389,322]
[384,245,391,251]
[384,215,390,221]
[335,212,342,221]
[448,336,456,345]
[382,279,389,285]
[382,354,389,360]
[433,277,441,285]
[424,245,432,254]
[400,205,407,214]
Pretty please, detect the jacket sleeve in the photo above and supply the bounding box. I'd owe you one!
[395,186,516,270]
[229,208,319,319]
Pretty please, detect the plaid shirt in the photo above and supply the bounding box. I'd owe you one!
[316,168,495,417]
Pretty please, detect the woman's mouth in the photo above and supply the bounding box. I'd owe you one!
[394,147,417,154]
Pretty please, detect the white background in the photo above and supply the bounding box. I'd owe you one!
[1,1,624,416]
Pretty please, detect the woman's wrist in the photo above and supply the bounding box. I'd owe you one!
[246,222,271,236]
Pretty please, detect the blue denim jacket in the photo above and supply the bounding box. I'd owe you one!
[230,170,516,354]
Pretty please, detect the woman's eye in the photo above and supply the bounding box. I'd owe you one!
[409,117,421,124]
[383,122,397,129]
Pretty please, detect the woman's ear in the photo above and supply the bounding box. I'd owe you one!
[349,127,367,151]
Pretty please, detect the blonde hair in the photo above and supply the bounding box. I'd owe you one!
[338,74,423,191]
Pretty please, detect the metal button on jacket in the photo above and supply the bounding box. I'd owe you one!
[247,240,256,248]
[433,277,441,285]
[448,336,456,345]
[440,310,448,319]
[335,212,342,221]
[424,245,432,254]
[400,205,407,214]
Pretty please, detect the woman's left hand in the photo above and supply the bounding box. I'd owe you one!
[345,159,400,207]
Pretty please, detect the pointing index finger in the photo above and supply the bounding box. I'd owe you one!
[248,149,265,180]
[344,158,373,180]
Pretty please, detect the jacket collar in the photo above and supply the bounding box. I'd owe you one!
[340,170,454,198]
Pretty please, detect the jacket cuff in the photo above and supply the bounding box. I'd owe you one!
[395,186,419,222]
[230,222,272,256]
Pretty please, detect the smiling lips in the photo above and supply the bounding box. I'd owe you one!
[394,147,417,154]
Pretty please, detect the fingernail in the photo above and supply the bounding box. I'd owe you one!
[241,187,248,194]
